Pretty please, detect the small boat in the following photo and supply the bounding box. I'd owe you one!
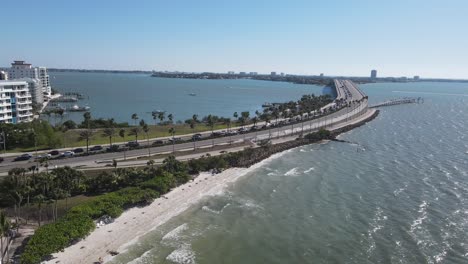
[188,93,196,96]
[151,110,166,115]
[68,104,90,112]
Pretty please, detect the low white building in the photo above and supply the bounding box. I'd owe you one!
[0,80,34,124]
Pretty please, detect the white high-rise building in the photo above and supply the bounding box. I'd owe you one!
[18,78,44,105]
[0,80,34,124]
[3,61,52,96]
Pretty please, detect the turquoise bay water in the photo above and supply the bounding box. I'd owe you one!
[49,72,326,123]
[106,81,468,264]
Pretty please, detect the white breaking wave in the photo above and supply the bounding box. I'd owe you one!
[166,245,196,264]
[162,223,189,241]
[303,167,315,173]
[202,203,230,215]
[284,167,301,176]
[127,249,154,264]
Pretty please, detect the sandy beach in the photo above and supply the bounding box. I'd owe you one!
[42,109,377,264]
[44,165,264,264]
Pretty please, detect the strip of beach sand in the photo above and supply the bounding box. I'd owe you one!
[44,153,284,264]
[44,109,378,264]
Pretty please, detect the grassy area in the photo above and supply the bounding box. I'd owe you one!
[62,123,230,147]
[7,123,232,153]
[2,195,97,224]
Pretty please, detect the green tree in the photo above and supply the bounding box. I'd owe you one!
[83,112,92,128]
[167,113,173,124]
[102,127,116,147]
[233,111,238,125]
[131,113,139,126]
[119,129,127,160]
[158,112,165,125]
[206,115,215,147]
[142,123,150,156]
[128,127,140,141]
[240,111,250,128]
[78,129,93,154]
[0,210,11,263]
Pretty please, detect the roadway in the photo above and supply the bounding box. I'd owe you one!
[0,79,369,174]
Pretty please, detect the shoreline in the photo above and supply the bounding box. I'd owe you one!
[44,152,288,264]
[44,109,379,264]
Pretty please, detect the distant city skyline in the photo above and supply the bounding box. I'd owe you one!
[1,0,467,79]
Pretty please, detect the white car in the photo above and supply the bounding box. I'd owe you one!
[60,151,75,158]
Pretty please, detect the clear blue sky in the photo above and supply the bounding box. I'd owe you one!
[2,0,467,78]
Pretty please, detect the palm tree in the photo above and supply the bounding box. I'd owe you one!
[206,115,215,147]
[102,127,115,147]
[33,194,45,227]
[158,112,165,125]
[272,109,280,138]
[78,129,93,154]
[223,118,232,145]
[240,111,250,128]
[168,113,173,124]
[152,112,158,126]
[0,210,11,264]
[233,112,238,127]
[168,127,176,153]
[83,111,92,128]
[119,129,127,160]
[129,127,140,141]
[190,114,198,151]
[252,116,259,140]
[131,113,139,126]
[142,123,151,156]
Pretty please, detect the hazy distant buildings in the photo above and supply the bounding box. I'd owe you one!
[271,72,277,76]
[280,72,285,77]
[227,71,235,75]
[319,73,324,78]
[249,72,258,76]
[414,75,420,81]
[0,71,8,80]
[239,72,247,76]
[0,80,34,124]
[3,61,52,95]
[371,69,377,79]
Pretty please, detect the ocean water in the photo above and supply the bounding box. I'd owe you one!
[49,72,327,123]
[108,81,468,264]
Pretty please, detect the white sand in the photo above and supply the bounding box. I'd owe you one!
[44,167,256,264]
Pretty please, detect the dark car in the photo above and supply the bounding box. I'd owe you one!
[152,140,164,146]
[90,145,103,152]
[14,153,32,162]
[192,133,202,140]
[106,145,120,152]
[126,141,140,148]
[48,150,60,156]
[73,148,84,153]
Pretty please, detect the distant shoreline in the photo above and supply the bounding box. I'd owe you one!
[47,69,468,84]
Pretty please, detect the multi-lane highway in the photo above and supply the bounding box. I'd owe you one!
[0,79,370,174]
